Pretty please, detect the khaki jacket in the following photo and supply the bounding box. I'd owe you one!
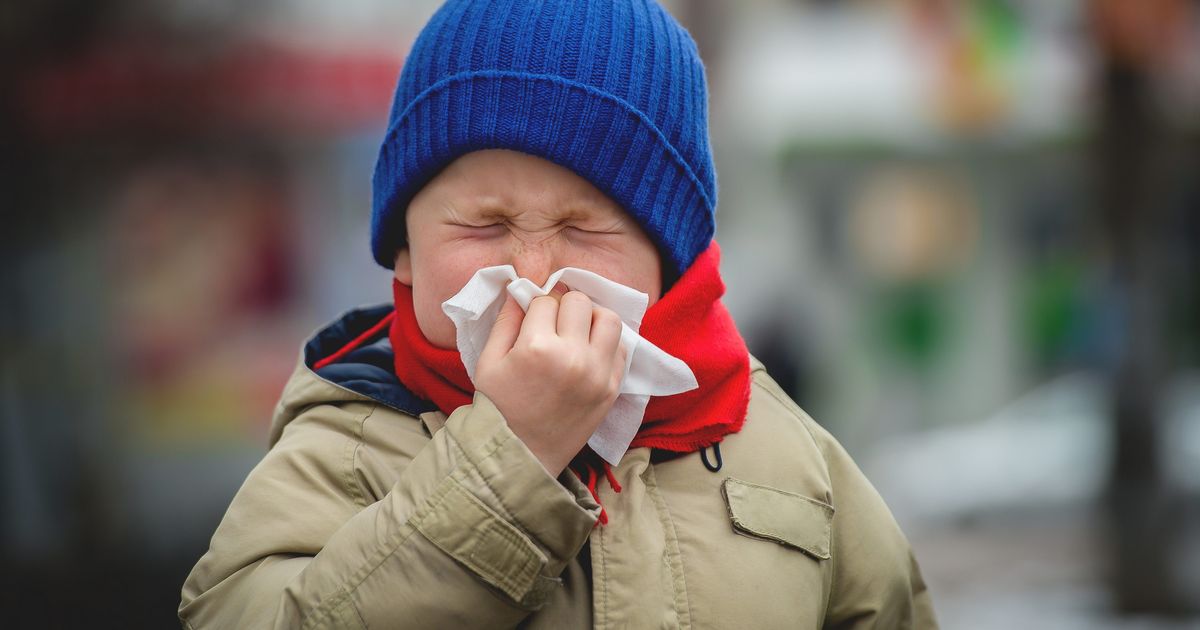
[180,309,936,629]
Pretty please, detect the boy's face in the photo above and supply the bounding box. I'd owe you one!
[395,149,663,349]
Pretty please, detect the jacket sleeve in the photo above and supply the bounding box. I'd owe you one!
[178,392,600,629]
[815,424,939,630]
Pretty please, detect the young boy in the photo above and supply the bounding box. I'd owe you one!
[180,1,937,628]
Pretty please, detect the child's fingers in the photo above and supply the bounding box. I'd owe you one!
[614,340,629,374]
[606,327,629,393]
[520,293,561,341]
[589,306,624,355]
[557,291,593,340]
[480,294,523,363]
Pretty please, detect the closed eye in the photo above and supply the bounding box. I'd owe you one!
[449,222,507,237]
[564,225,623,237]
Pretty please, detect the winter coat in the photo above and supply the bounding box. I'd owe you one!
[179,305,937,629]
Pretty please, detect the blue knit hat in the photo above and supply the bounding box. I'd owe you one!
[371,0,717,277]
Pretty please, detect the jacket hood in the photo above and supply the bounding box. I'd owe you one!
[269,304,435,446]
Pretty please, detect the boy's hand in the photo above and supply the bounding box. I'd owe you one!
[474,285,627,476]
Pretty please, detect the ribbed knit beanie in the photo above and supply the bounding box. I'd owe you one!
[371,0,717,277]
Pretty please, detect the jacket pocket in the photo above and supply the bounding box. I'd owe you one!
[721,477,834,561]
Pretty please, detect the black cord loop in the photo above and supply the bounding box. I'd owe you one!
[700,442,723,472]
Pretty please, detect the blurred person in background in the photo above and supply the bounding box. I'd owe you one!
[178,0,936,628]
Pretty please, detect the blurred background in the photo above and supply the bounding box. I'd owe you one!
[1,0,1198,627]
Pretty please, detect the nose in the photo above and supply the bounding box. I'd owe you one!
[509,239,559,285]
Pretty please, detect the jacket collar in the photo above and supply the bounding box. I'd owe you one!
[302,304,436,417]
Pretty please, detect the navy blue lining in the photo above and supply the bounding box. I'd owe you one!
[304,304,436,417]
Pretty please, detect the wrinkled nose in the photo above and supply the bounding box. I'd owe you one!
[509,240,558,286]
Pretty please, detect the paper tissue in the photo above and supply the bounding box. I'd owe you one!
[442,266,698,464]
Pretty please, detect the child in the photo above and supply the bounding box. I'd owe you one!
[180,1,937,628]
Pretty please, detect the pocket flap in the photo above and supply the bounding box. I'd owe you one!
[721,478,834,560]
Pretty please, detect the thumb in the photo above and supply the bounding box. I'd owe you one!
[480,294,523,363]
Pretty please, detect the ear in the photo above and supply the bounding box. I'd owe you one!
[394,247,413,286]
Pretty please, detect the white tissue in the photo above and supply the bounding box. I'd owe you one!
[442,266,698,465]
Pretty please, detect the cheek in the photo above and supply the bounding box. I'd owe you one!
[563,245,662,305]
[620,253,662,306]
[410,246,500,349]
[416,251,492,301]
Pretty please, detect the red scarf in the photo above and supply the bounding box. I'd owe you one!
[316,241,750,522]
